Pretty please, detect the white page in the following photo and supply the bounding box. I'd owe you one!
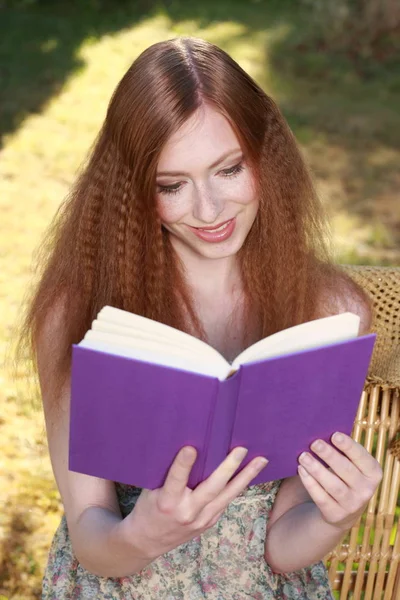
[92,320,213,357]
[80,331,230,380]
[232,312,360,369]
[97,306,223,360]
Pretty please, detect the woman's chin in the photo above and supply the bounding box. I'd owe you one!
[187,236,245,261]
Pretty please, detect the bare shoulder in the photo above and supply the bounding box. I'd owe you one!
[317,268,373,336]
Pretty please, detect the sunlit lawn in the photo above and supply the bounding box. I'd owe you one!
[1,1,399,598]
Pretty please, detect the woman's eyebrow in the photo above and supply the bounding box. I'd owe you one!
[156,148,243,177]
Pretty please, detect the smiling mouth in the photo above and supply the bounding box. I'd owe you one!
[187,217,236,243]
[194,219,233,232]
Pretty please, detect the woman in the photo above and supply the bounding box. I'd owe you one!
[19,37,382,599]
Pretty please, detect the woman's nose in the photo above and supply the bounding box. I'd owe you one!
[192,184,223,224]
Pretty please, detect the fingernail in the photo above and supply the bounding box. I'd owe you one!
[333,432,344,445]
[299,452,312,465]
[256,458,268,470]
[311,440,324,453]
[233,447,248,461]
[182,447,195,460]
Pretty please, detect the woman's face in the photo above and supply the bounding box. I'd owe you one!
[156,104,259,262]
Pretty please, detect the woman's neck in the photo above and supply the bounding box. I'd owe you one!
[171,241,250,359]
[173,242,242,300]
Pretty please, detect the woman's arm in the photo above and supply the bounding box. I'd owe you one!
[44,389,157,577]
[38,306,154,577]
[44,392,156,578]
[265,477,345,573]
[264,277,379,573]
[265,434,382,573]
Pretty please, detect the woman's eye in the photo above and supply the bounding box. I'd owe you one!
[157,182,183,195]
[220,162,244,177]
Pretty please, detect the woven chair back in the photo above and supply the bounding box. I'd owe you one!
[324,266,400,599]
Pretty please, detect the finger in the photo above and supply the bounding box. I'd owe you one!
[207,508,225,529]
[197,454,269,518]
[299,451,352,506]
[191,447,250,509]
[297,465,344,524]
[161,446,197,502]
[330,432,383,482]
[308,439,363,490]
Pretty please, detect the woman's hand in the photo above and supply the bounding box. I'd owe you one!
[297,432,383,531]
[124,446,268,561]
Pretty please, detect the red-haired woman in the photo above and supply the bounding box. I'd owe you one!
[19,38,382,599]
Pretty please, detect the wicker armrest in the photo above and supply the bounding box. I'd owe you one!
[325,265,400,600]
[342,265,400,389]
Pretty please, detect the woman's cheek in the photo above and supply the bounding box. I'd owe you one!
[236,171,258,205]
[214,170,257,206]
[156,196,189,225]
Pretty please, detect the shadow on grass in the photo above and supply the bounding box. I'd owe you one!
[0,509,42,600]
[0,469,61,600]
[1,0,152,146]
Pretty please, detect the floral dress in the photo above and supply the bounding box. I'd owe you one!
[42,479,334,599]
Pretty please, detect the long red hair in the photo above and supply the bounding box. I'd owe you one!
[17,37,367,404]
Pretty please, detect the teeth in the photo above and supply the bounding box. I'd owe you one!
[199,220,231,232]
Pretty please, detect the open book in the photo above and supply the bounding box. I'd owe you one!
[69,308,376,489]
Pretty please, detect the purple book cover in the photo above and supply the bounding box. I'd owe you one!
[69,334,376,490]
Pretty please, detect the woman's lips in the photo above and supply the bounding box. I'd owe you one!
[188,218,236,243]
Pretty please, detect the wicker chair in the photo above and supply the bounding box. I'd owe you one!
[324,266,400,600]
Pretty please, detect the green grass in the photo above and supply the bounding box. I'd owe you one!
[0,1,399,598]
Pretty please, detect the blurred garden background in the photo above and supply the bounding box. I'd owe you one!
[0,0,399,598]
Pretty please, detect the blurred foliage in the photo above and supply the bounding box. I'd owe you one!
[302,0,400,57]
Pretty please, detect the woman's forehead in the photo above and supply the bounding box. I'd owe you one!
[157,105,241,173]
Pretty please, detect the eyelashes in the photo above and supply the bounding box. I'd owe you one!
[157,161,245,196]
[221,163,244,178]
[157,182,182,196]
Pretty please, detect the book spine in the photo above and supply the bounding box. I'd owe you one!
[186,379,218,489]
[201,369,242,481]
